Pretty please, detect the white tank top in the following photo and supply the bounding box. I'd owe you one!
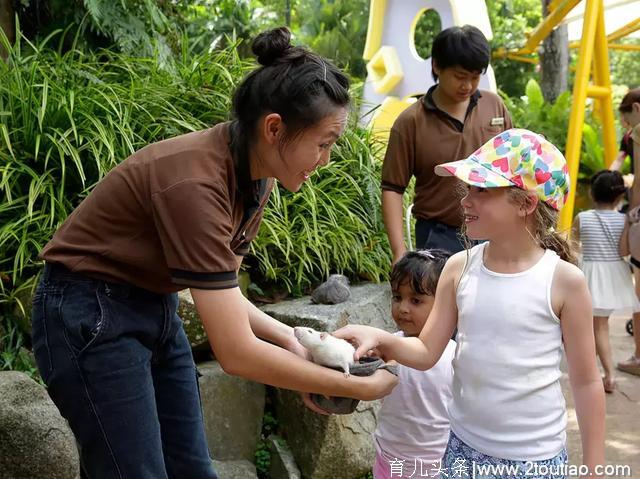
[449,243,567,461]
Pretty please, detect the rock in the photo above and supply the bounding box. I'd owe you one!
[212,459,258,479]
[178,272,250,352]
[311,274,350,305]
[0,371,80,479]
[268,435,301,479]
[199,361,265,462]
[273,388,381,479]
[178,289,209,350]
[261,282,395,333]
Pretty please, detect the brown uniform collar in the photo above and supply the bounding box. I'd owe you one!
[422,85,482,132]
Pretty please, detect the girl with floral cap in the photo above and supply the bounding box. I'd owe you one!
[335,129,605,478]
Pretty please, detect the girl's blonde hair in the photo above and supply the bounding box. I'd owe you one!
[508,188,577,264]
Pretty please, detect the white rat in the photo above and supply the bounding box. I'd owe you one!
[294,326,355,377]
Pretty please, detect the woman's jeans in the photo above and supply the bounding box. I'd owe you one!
[31,263,218,479]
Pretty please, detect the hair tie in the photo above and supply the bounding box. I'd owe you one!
[322,61,327,82]
[415,250,435,259]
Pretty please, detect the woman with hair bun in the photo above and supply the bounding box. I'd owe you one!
[31,27,398,478]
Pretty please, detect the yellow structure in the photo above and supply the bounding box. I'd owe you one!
[361,0,495,138]
[494,0,635,230]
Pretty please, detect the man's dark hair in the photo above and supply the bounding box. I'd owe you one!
[390,249,452,296]
[590,170,626,204]
[430,25,490,81]
[232,27,350,151]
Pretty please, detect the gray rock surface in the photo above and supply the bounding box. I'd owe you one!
[0,371,80,479]
[273,388,381,479]
[261,282,395,333]
[212,459,258,479]
[311,274,351,305]
[268,435,301,479]
[199,361,265,462]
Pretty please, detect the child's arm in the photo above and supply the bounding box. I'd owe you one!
[333,251,463,370]
[554,261,605,476]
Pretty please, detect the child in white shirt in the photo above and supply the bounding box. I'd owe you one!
[373,249,455,479]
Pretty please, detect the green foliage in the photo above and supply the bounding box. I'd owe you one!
[293,0,370,79]
[250,126,391,295]
[0,315,40,380]
[254,411,278,477]
[0,27,245,309]
[16,0,183,63]
[177,0,280,57]
[413,9,442,61]
[488,0,542,97]
[609,38,640,89]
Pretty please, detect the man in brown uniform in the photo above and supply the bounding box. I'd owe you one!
[31,28,397,479]
[382,25,512,261]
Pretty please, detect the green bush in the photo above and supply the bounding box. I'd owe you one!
[0,28,391,373]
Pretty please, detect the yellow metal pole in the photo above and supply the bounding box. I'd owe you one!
[518,0,581,55]
[607,18,640,42]
[560,0,601,231]
[592,0,618,168]
[607,43,640,51]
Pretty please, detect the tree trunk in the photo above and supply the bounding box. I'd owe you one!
[539,0,569,103]
[0,0,14,60]
[285,0,291,27]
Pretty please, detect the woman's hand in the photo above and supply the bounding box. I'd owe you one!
[332,324,389,361]
[350,369,398,401]
[283,333,334,415]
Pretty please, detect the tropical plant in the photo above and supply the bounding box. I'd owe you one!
[0,27,245,319]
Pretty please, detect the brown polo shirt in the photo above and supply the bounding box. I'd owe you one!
[41,122,273,293]
[381,86,512,227]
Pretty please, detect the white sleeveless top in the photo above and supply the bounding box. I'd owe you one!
[449,243,567,461]
[374,333,455,466]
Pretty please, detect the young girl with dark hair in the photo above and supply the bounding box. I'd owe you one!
[31,27,397,478]
[373,249,454,479]
[573,170,640,393]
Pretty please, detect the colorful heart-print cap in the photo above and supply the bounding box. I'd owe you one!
[434,128,570,210]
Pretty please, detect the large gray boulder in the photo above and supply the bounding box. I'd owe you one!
[261,282,395,333]
[199,361,265,462]
[273,388,381,479]
[0,371,80,479]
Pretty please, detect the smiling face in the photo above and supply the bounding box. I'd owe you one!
[461,185,529,240]
[391,281,435,337]
[434,65,481,104]
[272,107,348,192]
